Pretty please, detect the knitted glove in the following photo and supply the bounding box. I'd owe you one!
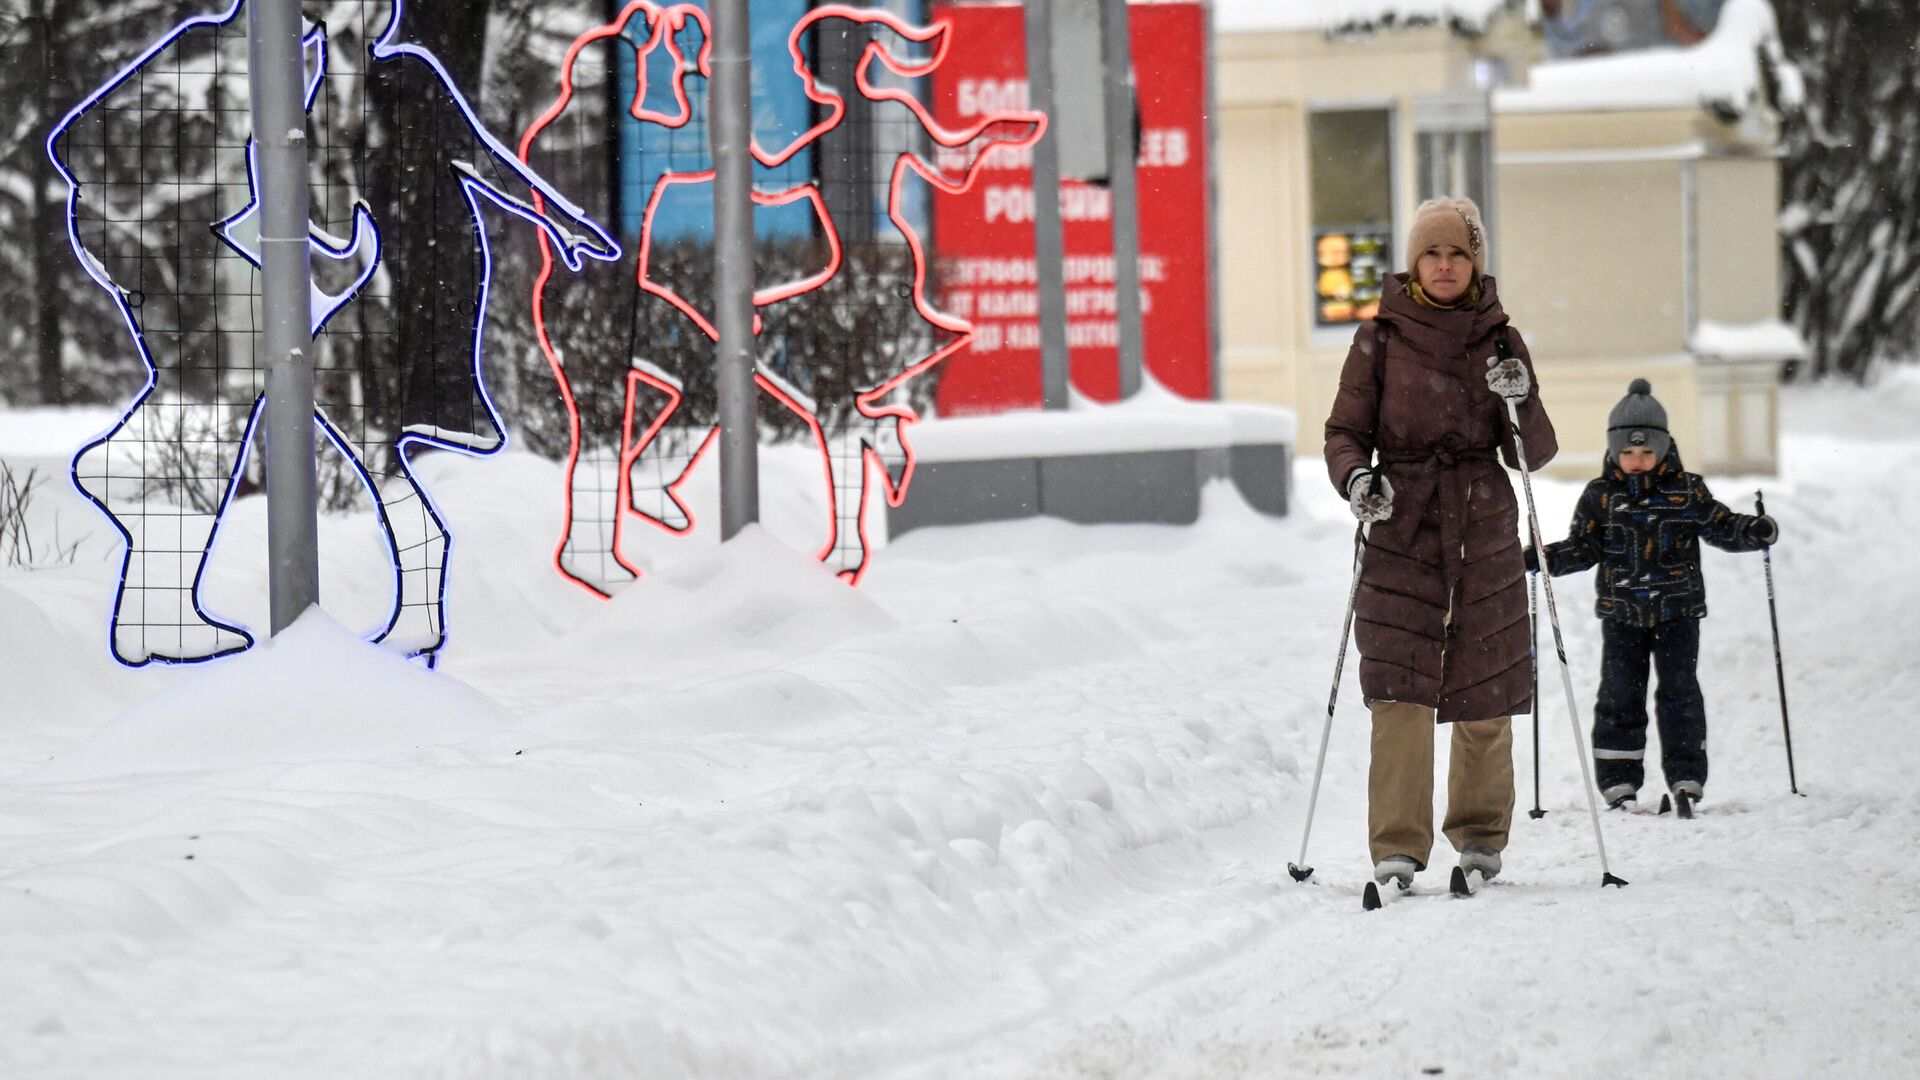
[1346,468,1394,524]
[1745,514,1779,547]
[1486,355,1530,402]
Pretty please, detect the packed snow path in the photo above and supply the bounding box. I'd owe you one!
[3,375,1918,1077]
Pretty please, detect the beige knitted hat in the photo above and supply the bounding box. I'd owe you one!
[1405,197,1487,275]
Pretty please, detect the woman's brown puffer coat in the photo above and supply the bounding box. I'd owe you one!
[1324,274,1557,724]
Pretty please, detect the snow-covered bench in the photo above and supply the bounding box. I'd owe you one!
[888,380,1295,536]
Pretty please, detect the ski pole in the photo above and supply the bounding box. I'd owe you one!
[1504,395,1626,887]
[1756,490,1802,796]
[1289,506,1374,884]
[1528,570,1546,819]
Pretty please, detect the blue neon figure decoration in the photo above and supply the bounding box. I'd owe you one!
[217,145,384,337]
[215,28,382,337]
[47,0,620,666]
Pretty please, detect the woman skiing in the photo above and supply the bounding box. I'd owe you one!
[1324,197,1558,890]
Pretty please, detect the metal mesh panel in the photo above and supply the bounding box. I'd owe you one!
[518,0,1037,593]
[52,0,617,663]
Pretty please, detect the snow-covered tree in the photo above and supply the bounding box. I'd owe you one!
[1775,1,1920,381]
[3,0,949,436]
[0,0,183,406]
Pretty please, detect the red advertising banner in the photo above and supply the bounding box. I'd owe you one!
[929,1,1213,414]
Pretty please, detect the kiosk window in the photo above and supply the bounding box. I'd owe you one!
[1411,91,1495,270]
[1309,108,1394,327]
[1417,130,1491,222]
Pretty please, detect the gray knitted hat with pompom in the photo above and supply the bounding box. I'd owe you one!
[1607,378,1670,461]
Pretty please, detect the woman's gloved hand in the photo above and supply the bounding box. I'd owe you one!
[1347,468,1394,523]
[1486,355,1531,401]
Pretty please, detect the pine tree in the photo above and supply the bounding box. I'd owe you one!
[1775,1,1920,381]
[0,0,180,405]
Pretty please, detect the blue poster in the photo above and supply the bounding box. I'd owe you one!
[616,0,817,241]
[615,0,930,242]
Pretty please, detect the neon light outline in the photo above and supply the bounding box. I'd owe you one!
[633,173,842,340]
[368,1,618,270]
[518,1,714,597]
[519,1,1045,592]
[794,6,1044,582]
[625,4,708,128]
[46,0,249,666]
[519,2,834,595]
[48,0,620,664]
[216,140,383,337]
[214,25,381,336]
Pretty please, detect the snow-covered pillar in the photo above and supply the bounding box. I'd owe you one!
[248,0,320,633]
[709,0,760,537]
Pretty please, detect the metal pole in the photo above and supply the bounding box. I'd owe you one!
[1506,397,1626,888]
[248,0,320,634]
[1756,491,1802,795]
[604,0,626,233]
[1528,570,1546,818]
[1099,0,1147,400]
[709,0,759,538]
[1023,0,1072,410]
[1287,520,1370,884]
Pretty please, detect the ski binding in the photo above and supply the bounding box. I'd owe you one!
[1362,878,1412,910]
[1449,866,1483,897]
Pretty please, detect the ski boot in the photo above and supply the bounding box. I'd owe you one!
[1458,847,1502,881]
[1668,780,1703,819]
[1372,855,1419,889]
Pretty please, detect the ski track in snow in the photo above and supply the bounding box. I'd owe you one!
[3,374,1920,1077]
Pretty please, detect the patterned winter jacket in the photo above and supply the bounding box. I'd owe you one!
[1537,443,1766,626]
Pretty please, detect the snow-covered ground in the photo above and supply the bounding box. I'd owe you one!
[3,371,1918,1078]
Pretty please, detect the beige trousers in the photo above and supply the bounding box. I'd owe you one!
[1368,700,1515,868]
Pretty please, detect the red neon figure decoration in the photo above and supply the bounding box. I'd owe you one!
[520,2,1043,595]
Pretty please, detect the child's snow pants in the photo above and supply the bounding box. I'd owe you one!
[1593,616,1708,794]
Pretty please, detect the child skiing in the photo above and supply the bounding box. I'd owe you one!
[1526,379,1778,812]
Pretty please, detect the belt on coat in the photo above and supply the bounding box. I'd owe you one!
[1376,442,1500,636]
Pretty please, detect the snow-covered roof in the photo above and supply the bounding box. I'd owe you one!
[1690,319,1808,362]
[1211,0,1517,36]
[1495,0,1802,116]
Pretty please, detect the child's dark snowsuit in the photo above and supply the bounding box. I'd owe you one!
[1532,442,1770,795]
